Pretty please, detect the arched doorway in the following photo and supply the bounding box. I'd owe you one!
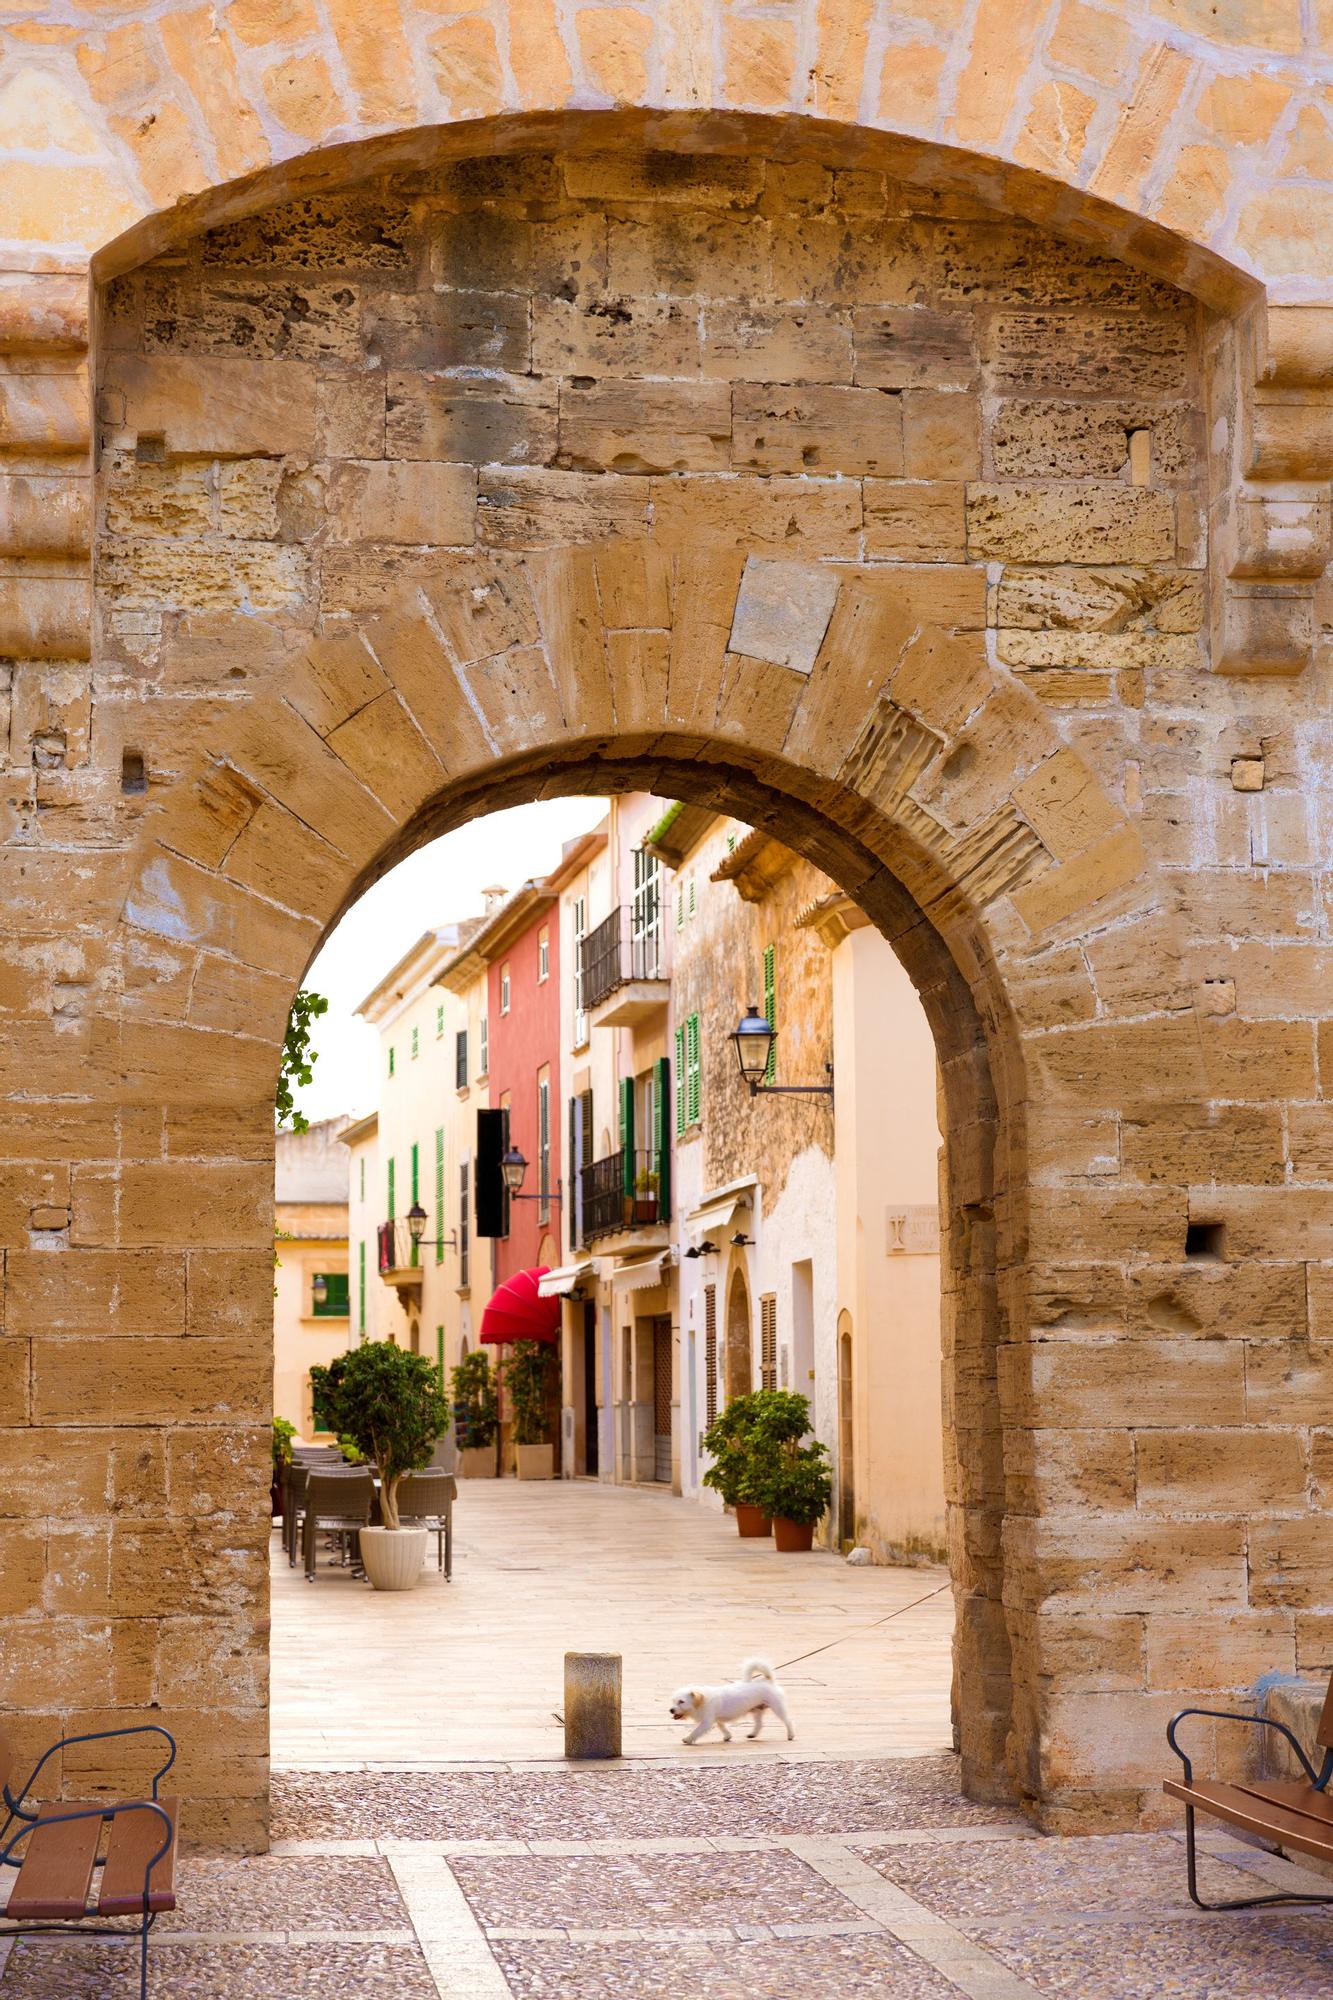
[16,103,1287,1855]
[837,1312,855,1549]
[724,1268,753,1405]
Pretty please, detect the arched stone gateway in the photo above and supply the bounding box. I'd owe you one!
[2,97,1332,1856]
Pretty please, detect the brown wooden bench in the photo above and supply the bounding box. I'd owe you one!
[0,1723,179,1997]
[1164,1675,1333,1909]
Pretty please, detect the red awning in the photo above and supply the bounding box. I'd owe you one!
[479,1266,561,1344]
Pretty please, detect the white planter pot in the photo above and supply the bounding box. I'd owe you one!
[359,1525,428,1592]
[515,1442,555,1480]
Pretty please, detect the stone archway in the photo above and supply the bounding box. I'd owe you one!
[4,105,1331,1864]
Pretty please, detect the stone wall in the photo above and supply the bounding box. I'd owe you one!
[0,120,1329,1853]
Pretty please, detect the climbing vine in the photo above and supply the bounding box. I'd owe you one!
[276,989,329,1133]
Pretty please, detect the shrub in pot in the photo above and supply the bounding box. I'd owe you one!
[503,1340,555,1479]
[272,1417,296,1521]
[451,1350,499,1476]
[749,1435,833,1553]
[309,1356,346,1436]
[702,1390,819,1533]
[331,1339,450,1589]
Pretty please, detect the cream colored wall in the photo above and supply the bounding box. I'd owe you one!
[345,1128,383,1348]
[273,1208,349,1438]
[834,927,947,1560]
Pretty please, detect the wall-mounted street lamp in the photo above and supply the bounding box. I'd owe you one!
[729,1005,834,1101]
[683,1238,718,1260]
[406,1202,458,1257]
[500,1145,562,1206]
[311,1273,328,1307]
[730,1231,755,1248]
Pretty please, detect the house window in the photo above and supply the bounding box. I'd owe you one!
[313,1271,349,1319]
[435,1127,445,1265]
[459,1160,470,1290]
[538,928,550,982]
[632,848,662,977]
[436,1003,444,1038]
[387,1157,395,1219]
[760,1294,777,1391]
[358,1242,366,1335]
[688,880,696,920]
[538,1074,551,1221]
[676,1013,701,1133]
[388,1045,396,1077]
[411,1025,419,1061]
[456,1028,468,1089]
[762,943,776,1086]
[675,883,684,930]
[479,1014,489,1075]
[500,965,510,1015]
[572,896,587,1044]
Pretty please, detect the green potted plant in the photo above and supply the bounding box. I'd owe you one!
[749,1432,833,1552]
[309,1356,345,1436]
[271,1416,296,1521]
[503,1340,554,1479]
[451,1350,499,1477]
[634,1165,659,1222]
[701,1390,774,1536]
[330,1338,450,1590]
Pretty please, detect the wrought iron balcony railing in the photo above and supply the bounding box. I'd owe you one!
[376,1219,421,1276]
[578,1148,667,1244]
[579,906,665,1012]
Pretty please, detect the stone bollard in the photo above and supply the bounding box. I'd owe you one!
[564,1651,622,1760]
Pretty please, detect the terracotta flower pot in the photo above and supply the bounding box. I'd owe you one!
[735,1502,773,1538]
[773,1517,815,1552]
[359,1524,428,1591]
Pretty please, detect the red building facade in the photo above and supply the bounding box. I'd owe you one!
[484,886,562,1289]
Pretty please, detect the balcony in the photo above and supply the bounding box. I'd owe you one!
[580,907,668,1029]
[579,1148,668,1246]
[376,1219,424,1291]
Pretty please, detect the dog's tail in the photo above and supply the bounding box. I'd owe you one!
[741,1657,776,1682]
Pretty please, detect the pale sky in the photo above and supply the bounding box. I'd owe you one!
[290,796,609,1127]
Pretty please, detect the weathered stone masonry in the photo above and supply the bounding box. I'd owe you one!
[2,0,1333,1858]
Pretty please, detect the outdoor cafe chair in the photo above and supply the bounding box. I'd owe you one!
[301,1469,374,1581]
[396,1471,457,1577]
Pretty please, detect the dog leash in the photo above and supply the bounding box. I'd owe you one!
[771,1579,951,1674]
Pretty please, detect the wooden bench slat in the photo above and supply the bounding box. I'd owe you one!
[97,1796,178,1916]
[6,1803,104,1920]
[1230,1778,1333,1831]
[1164,1776,1333,1866]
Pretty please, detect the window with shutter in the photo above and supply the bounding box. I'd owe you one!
[704,1283,718,1429]
[411,1025,419,1061]
[619,1075,635,1199]
[479,1014,489,1075]
[387,1157,395,1219]
[674,1026,686,1135]
[455,1029,468,1088]
[762,943,776,1085]
[313,1272,349,1318]
[654,1054,671,1221]
[434,1128,444,1264]
[459,1160,470,1287]
[686,1013,701,1126]
[358,1241,366,1334]
[760,1294,777,1390]
[410,1142,419,1205]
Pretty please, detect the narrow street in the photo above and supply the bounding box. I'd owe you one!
[271,1479,955,1768]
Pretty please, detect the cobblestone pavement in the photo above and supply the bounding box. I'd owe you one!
[3,1759,1332,1996]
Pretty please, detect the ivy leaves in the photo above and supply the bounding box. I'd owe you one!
[277,988,329,1133]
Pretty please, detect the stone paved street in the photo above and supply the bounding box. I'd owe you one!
[4,1761,1332,1995]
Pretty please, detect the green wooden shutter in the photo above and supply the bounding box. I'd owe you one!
[434,1128,445,1263]
[436,1325,445,1388]
[358,1241,366,1334]
[411,1141,420,1204]
[674,1026,686,1135]
[686,1014,701,1126]
[762,943,776,1084]
[654,1055,671,1222]
[387,1157,395,1219]
[619,1075,635,1197]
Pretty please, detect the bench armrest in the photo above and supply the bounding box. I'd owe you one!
[1167,1706,1321,1788]
[5,1724,177,1816]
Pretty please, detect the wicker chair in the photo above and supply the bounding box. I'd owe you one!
[301,1469,374,1581]
[396,1472,457,1577]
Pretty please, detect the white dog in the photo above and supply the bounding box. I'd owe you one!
[669,1658,794,1745]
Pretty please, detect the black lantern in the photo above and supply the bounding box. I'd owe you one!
[406,1201,428,1248]
[500,1145,528,1195]
[730,1004,776,1085]
[311,1272,328,1307]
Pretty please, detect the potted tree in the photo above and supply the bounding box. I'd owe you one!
[634,1165,659,1223]
[271,1417,296,1522]
[747,1396,833,1552]
[451,1350,499,1476]
[701,1390,773,1536]
[331,1338,449,1590]
[504,1340,555,1478]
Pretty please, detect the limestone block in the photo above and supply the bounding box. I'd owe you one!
[991,401,1198,480]
[0,575,90,658]
[727,558,840,673]
[902,390,980,479]
[463,643,566,753]
[478,467,648,549]
[1230,496,1330,579]
[1009,823,1146,935]
[32,1336,268,1424]
[316,373,384,459]
[186,1250,283,1338]
[202,194,414,273]
[1216,587,1313,677]
[995,565,1203,633]
[220,703,397,864]
[1010,1611,1144,1693]
[1000,1339,1244,1430]
[123,849,320,981]
[222,803,351,921]
[165,1425,269,1519]
[562,152,764,206]
[142,271,363,363]
[217,460,283,538]
[564,1651,622,1759]
[605,628,669,735]
[1146,1611,1295,1692]
[558,380,732,473]
[0,1527,50,1616]
[1002,1428,1136,1513]
[100,537,308,614]
[1012,747,1123,861]
[155,1616,269,1707]
[864,480,966,561]
[701,302,852,384]
[100,355,316,457]
[606,214,772,299]
[105,456,212,537]
[1245,1341,1333,1426]
[987,312,1189,395]
[1120,1103,1285,1187]
[0,472,90,556]
[0,367,89,454]
[325,460,477,545]
[437,208,607,297]
[421,551,541,665]
[1005,1517,1249,1613]
[731,384,903,476]
[595,543,671,630]
[649,475,860,556]
[385,373,557,469]
[852,308,977,389]
[1136,1430,1308,1514]
[1249,402,1333,481]
[7,1249,185,1336]
[966,482,1175,563]
[326,689,446,819]
[1249,1520,1333,1610]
